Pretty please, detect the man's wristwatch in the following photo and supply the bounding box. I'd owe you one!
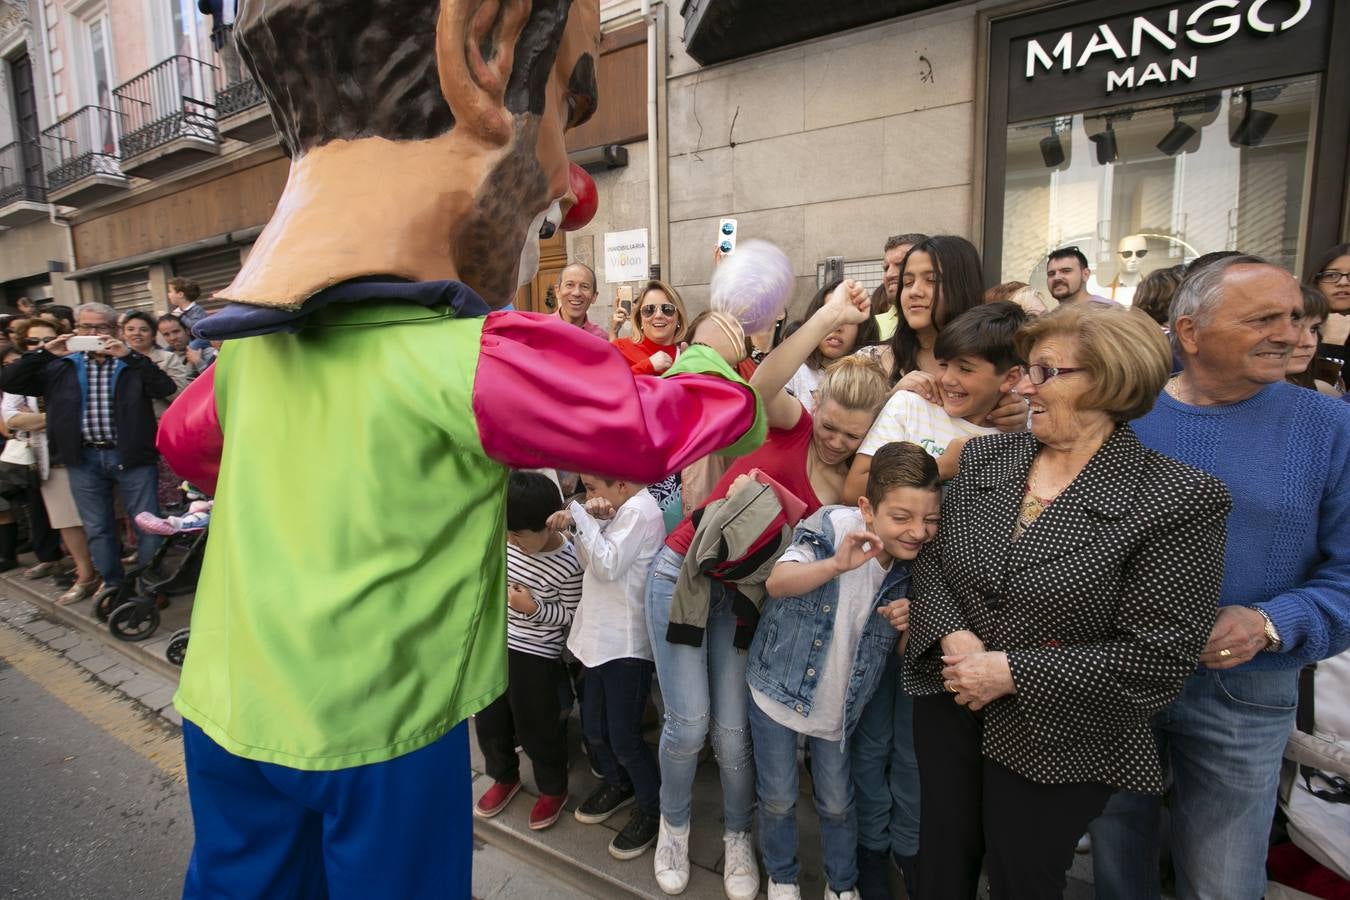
[1247,606,1282,652]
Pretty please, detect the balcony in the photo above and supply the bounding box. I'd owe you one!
[215,70,272,143]
[42,105,130,206]
[113,55,220,178]
[0,140,49,226]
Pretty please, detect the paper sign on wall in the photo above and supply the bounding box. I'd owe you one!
[604,229,649,283]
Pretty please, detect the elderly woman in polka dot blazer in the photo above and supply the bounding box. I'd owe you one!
[902,304,1232,900]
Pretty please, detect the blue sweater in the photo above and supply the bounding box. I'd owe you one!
[1133,382,1350,670]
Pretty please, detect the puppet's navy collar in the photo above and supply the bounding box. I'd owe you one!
[195,277,493,341]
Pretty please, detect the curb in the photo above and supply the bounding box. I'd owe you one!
[0,570,183,683]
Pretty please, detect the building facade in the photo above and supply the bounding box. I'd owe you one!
[5,1,1346,327]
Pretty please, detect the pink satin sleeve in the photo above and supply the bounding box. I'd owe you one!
[474,311,756,482]
[156,364,223,495]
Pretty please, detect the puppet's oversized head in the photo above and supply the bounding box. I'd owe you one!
[218,0,600,310]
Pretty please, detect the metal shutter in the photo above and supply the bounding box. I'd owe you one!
[102,267,154,313]
[172,247,243,310]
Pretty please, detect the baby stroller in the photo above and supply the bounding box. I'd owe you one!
[95,487,209,643]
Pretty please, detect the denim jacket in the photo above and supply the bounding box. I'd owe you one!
[746,506,909,740]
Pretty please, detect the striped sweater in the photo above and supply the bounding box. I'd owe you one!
[507,541,583,659]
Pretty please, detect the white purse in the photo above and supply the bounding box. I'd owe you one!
[0,437,35,466]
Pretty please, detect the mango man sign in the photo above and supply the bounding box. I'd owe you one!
[1006,0,1329,120]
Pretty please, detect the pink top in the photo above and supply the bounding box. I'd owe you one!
[666,408,822,555]
[159,311,758,494]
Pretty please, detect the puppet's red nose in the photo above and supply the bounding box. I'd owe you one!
[560,163,598,232]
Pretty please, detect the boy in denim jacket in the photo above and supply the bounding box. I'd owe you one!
[746,442,941,900]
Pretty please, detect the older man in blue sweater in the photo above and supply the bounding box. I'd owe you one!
[1090,256,1350,900]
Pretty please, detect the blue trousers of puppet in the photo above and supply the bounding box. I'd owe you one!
[181,719,472,899]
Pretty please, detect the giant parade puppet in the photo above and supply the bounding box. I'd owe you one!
[156,1,771,896]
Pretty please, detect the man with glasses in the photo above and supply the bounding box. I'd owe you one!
[1045,246,1114,307]
[0,303,177,596]
[1089,256,1350,900]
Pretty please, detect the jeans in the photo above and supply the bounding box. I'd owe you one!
[851,651,920,858]
[645,546,755,831]
[67,449,160,587]
[749,701,858,892]
[1088,668,1299,900]
[580,657,661,815]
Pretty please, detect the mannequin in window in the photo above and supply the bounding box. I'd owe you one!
[1108,234,1148,305]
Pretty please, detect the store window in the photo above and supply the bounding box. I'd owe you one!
[1000,75,1318,302]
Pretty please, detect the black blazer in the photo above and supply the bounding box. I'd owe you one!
[902,426,1231,793]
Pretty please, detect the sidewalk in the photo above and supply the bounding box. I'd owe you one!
[0,561,1102,899]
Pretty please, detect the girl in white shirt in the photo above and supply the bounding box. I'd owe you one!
[785,281,880,415]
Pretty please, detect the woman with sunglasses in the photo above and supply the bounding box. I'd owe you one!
[613,281,688,376]
[1,318,100,603]
[1304,242,1350,390]
[903,303,1229,899]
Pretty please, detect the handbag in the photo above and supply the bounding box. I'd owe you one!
[0,437,34,466]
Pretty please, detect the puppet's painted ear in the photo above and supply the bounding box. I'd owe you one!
[437,0,531,147]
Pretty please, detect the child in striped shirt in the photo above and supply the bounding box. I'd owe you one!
[473,471,583,831]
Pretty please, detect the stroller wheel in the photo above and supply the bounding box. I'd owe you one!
[166,628,190,666]
[93,586,121,623]
[109,600,161,642]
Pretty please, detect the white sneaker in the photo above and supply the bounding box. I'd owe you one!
[722,830,759,900]
[823,889,858,900]
[653,816,690,895]
[767,881,801,900]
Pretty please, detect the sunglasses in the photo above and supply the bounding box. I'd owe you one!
[641,303,677,317]
[1026,364,1086,385]
[1119,249,1148,259]
[23,336,56,347]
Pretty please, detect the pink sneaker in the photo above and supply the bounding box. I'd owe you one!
[134,512,179,536]
[529,792,568,830]
[473,781,521,819]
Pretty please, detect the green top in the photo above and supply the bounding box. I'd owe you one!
[175,303,509,769]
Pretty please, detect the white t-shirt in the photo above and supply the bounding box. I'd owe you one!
[751,507,892,741]
[784,363,821,416]
[858,390,996,461]
[566,489,664,667]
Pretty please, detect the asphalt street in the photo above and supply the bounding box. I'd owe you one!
[0,650,192,899]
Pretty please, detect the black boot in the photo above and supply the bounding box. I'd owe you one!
[892,852,918,899]
[0,521,18,572]
[856,846,894,899]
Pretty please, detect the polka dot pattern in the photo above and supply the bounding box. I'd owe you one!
[902,427,1232,793]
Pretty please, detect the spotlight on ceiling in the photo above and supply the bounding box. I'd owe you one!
[1157,115,1198,156]
[1089,121,1119,165]
[1231,92,1277,147]
[1040,132,1066,168]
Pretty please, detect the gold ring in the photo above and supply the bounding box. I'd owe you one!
[1218,648,1232,658]
[946,683,958,694]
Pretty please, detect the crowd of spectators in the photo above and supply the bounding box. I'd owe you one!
[1,233,1347,900]
[476,234,1349,900]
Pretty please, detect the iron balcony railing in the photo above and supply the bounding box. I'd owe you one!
[0,140,46,205]
[214,67,264,120]
[113,55,218,159]
[41,105,125,190]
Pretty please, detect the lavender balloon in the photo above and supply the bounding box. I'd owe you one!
[710,239,794,335]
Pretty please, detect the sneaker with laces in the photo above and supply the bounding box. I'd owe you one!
[767,881,801,900]
[722,830,759,900]
[473,780,521,819]
[653,816,690,894]
[574,782,635,824]
[824,888,859,900]
[528,791,568,830]
[608,808,660,860]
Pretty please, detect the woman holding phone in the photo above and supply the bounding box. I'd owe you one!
[612,281,688,376]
